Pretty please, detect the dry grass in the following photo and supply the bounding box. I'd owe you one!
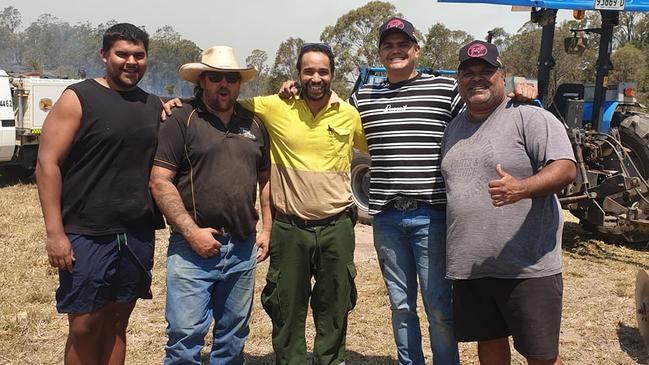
[0,177,648,364]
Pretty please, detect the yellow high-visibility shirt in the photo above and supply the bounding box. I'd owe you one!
[240,92,367,220]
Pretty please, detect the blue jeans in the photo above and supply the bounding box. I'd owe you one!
[373,206,459,365]
[164,232,257,365]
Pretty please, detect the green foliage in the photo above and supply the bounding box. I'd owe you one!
[420,23,473,70]
[0,6,22,65]
[320,1,401,98]
[610,43,647,90]
[2,4,649,103]
[0,6,21,32]
[487,27,509,46]
[268,37,304,95]
[165,84,176,96]
[241,49,270,98]
[501,19,598,105]
[145,25,202,96]
[22,14,71,69]
[0,8,200,96]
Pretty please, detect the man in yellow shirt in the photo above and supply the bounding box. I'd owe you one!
[239,43,366,365]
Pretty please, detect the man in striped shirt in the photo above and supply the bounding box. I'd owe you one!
[349,17,536,365]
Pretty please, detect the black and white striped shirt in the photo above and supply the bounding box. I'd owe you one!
[350,73,464,215]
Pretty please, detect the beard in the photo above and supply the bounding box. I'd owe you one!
[301,80,331,101]
[203,86,238,113]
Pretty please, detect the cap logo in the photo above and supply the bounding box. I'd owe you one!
[467,43,488,58]
[386,19,405,29]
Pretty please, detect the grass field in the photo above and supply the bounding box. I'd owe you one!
[1,178,648,364]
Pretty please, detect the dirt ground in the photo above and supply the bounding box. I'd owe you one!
[1,179,649,364]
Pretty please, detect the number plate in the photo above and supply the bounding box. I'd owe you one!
[594,0,624,10]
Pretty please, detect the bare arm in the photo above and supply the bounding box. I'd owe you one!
[35,90,82,272]
[149,165,221,257]
[488,160,576,207]
[256,169,271,262]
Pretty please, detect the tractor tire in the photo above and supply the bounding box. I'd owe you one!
[619,113,649,180]
[351,151,372,225]
[617,113,649,242]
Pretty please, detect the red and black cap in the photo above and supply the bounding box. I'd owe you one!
[458,40,503,69]
[378,17,417,46]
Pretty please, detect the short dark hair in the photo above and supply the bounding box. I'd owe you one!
[296,43,335,75]
[102,23,149,53]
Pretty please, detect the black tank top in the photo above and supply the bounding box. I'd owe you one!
[61,79,164,235]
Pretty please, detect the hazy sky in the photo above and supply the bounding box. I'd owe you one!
[4,0,572,65]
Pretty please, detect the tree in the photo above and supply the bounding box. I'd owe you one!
[268,37,304,94]
[0,6,23,65]
[320,1,401,97]
[22,14,73,70]
[502,19,597,105]
[634,14,649,50]
[241,49,270,98]
[487,27,509,47]
[246,49,268,74]
[419,23,473,70]
[145,25,201,96]
[0,6,21,31]
[62,22,103,78]
[153,25,181,42]
[610,43,647,89]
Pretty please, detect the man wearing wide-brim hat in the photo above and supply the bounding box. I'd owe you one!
[150,45,272,365]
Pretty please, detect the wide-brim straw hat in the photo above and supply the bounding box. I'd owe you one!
[179,46,256,84]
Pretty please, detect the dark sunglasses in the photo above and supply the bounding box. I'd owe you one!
[301,42,333,53]
[204,71,241,83]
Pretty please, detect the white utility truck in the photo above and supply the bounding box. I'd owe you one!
[0,70,79,172]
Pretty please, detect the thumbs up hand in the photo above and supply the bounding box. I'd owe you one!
[488,164,528,207]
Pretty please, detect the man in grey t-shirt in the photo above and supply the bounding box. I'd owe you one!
[441,40,576,365]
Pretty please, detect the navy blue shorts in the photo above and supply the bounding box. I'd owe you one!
[56,230,155,314]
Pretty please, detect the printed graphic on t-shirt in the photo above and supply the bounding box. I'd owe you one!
[444,134,494,199]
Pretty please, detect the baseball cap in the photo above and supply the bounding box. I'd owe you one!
[378,17,417,46]
[458,40,503,69]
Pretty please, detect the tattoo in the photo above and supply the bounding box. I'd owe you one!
[150,169,198,237]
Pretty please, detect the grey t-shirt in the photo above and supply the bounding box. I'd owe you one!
[441,98,575,279]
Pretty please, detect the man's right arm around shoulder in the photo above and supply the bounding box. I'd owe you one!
[35,89,82,272]
[149,166,222,258]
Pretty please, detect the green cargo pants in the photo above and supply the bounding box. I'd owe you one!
[261,216,357,365]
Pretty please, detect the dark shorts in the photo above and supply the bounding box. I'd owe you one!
[453,274,563,361]
[56,230,155,314]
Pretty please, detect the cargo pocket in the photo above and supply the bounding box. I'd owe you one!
[346,262,358,311]
[261,267,283,326]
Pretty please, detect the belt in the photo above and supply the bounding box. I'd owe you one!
[388,197,445,212]
[273,210,349,228]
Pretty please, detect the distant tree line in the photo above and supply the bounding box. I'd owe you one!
[2,3,649,102]
[0,7,201,97]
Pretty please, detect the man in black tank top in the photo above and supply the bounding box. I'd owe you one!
[36,23,163,365]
